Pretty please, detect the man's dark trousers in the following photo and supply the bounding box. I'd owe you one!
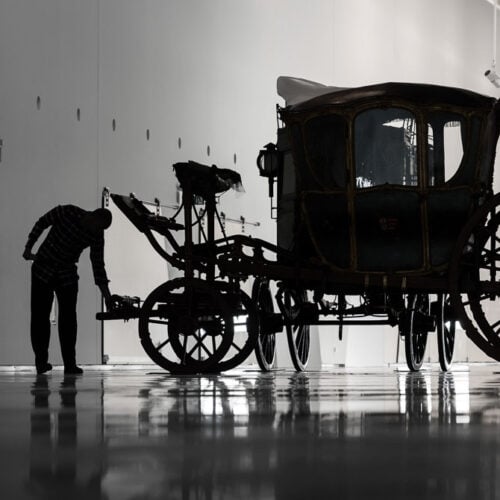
[30,270,79,369]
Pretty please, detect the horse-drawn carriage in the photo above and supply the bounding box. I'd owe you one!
[99,77,500,373]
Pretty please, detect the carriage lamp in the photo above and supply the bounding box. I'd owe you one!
[257,142,280,177]
[257,142,280,198]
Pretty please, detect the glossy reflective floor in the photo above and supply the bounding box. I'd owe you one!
[1,365,500,499]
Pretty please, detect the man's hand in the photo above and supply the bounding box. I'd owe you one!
[22,248,36,261]
[99,283,114,311]
[104,295,114,311]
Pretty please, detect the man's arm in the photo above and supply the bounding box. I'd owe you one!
[23,206,61,260]
[90,234,113,310]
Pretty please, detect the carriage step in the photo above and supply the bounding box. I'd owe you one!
[297,302,319,323]
[399,310,435,335]
[259,312,283,334]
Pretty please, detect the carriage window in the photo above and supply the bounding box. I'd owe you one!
[354,108,418,187]
[304,114,347,187]
[427,113,465,186]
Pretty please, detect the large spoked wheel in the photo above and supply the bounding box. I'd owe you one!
[436,294,456,372]
[450,194,500,361]
[401,294,429,372]
[281,288,310,371]
[252,278,277,371]
[138,278,233,374]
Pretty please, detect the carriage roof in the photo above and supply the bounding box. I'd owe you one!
[282,81,496,113]
[275,79,500,194]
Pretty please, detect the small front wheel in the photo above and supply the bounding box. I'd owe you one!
[436,294,456,372]
[280,288,310,371]
[401,294,429,372]
[252,278,277,371]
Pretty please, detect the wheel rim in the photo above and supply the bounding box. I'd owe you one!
[449,195,500,362]
[281,289,310,371]
[403,294,428,372]
[467,212,500,345]
[436,294,456,371]
[138,278,233,374]
[252,278,277,371]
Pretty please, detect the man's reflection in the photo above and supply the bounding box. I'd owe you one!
[57,375,77,479]
[29,375,105,499]
[29,375,51,486]
[29,375,78,492]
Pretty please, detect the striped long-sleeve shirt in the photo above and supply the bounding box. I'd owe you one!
[25,205,109,287]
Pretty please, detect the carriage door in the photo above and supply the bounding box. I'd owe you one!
[426,112,473,267]
[353,108,424,272]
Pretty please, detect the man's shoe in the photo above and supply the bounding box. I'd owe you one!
[64,365,83,375]
[36,363,53,375]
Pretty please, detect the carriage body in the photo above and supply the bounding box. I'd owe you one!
[274,82,499,276]
[100,81,500,374]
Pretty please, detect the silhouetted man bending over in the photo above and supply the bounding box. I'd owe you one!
[23,205,113,374]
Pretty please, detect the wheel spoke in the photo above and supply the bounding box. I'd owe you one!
[188,332,211,358]
[295,327,302,352]
[264,340,270,360]
[300,332,308,361]
[231,341,243,353]
[155,338,170,352]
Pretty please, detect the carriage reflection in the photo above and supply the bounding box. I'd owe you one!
[27,370,500,499]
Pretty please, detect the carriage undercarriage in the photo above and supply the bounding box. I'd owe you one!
[99,183,500,375]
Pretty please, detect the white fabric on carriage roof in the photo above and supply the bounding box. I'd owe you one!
[277,76,348,106]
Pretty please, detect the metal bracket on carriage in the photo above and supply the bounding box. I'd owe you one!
[96,294,142,322]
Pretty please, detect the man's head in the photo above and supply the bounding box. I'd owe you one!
[81,208,112,234]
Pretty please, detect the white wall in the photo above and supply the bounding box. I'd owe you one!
[0,0,498,366]
[0,0,100,364]
[0,0,335,365]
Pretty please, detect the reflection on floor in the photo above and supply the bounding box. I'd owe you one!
[1,365,499,499]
